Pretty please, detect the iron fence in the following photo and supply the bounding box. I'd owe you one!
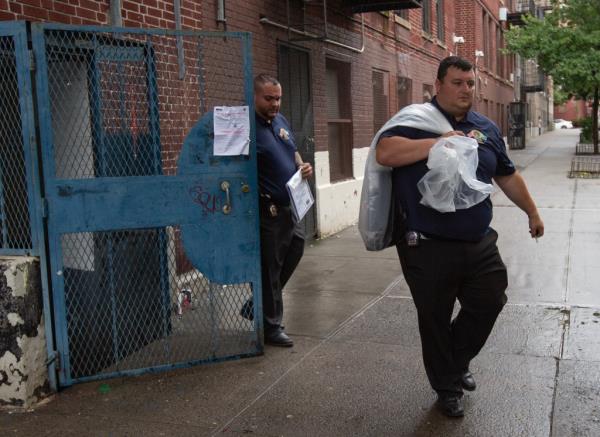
[569,156,600,179]
[575,143,599,156]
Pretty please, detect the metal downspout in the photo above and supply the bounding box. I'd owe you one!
[217,0,227,30]
[109,0,122,27]
[174,0,185,79]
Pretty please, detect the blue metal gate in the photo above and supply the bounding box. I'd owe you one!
[0,22,43,256]
[31,24,262,386]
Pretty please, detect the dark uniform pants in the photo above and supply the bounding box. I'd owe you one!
[396,229,508,396]
[259,201,305,331]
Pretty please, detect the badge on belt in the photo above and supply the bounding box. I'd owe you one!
[269,204,278,217]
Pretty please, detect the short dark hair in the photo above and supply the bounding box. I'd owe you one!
[437,56,473,81]
[254,73,280,92]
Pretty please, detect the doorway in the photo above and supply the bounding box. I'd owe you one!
[278,44,316,239]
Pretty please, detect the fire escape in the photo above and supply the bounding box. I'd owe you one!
[507,0,552,149]
[259,1,423,53]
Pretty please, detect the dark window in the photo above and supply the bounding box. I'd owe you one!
[497,26,503,77]
[422,0,431,34]
[436,0,444,41]
[482,11,488,69]
[326,58,353,182]
[397,76,412,110]
[372,69,389,134]
[395,9,409,21]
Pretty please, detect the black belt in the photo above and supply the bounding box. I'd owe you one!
[405,230,477,246]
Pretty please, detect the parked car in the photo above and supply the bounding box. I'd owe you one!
[554,119,573,129]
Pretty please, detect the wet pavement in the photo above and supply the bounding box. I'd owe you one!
[3,128,600,436]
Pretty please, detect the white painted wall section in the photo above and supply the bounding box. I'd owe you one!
[314,147,369,237]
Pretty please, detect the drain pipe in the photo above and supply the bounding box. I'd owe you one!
[259,14,365,54]
[109,0,122,26]
[217,0,227,30]
[174,0,185,79]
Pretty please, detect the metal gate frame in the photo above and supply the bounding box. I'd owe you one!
[0,21,43,255]
[0,21,57,391]
[30,23,263,387]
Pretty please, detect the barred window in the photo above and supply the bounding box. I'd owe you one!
[436,0,445,41]
[422,0,431,34]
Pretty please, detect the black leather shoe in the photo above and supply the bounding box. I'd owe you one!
[436,395,464,418]
[265,330,294,347]
[461,371,476,391]
[240,300,254,321]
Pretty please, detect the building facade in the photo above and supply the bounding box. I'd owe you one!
[1,0,520,237]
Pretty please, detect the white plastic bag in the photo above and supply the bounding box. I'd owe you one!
[417,136,494,213]
[358,103,453,251]
[358,148,395,251]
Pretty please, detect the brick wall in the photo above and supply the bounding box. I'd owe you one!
[554,98,589,122]
[454,0,516,134]
[0,0,200,28]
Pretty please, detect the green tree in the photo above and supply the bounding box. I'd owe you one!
[505,0,600,151]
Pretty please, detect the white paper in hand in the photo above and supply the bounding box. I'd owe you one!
[286,169,314,222]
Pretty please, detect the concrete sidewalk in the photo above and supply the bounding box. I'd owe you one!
[3,128,600,436]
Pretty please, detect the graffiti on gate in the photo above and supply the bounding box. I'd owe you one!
[188,185,220,214]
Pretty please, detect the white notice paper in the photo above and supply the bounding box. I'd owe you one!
[286,169,314,222]
[213,106,250,156]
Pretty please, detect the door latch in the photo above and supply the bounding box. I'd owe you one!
[221,180,231,214]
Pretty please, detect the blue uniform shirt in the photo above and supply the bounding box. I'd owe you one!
[256,113,298,205]
[380,97,516,242]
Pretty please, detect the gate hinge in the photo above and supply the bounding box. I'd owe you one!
[41,198,48,218]
[46,351,61,370]
[28,49,36,72]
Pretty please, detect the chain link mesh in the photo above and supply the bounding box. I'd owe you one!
[43,29,255,380]
[0,35,32,251]
[62,228,254,378]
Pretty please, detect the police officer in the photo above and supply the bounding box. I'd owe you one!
[241,74,313,347]
[376,57,544,417]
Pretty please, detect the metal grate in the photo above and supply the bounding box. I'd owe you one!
[575,143,599,156]
[62,227,253,379]
[44,30,246,179]
[0,35,32,251]
[569,156,600,179]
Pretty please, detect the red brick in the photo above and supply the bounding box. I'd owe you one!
[146,6,161,19]
[122,0,138,13]
[8,2,23,13]
[75,6,95,20]
[54,2,75,15]
[48,11,71,23]
[22,4,48,19]
[143,14,160,27]
[20,0,41,7]
[125,9,142,22]
[78,0,99,11]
